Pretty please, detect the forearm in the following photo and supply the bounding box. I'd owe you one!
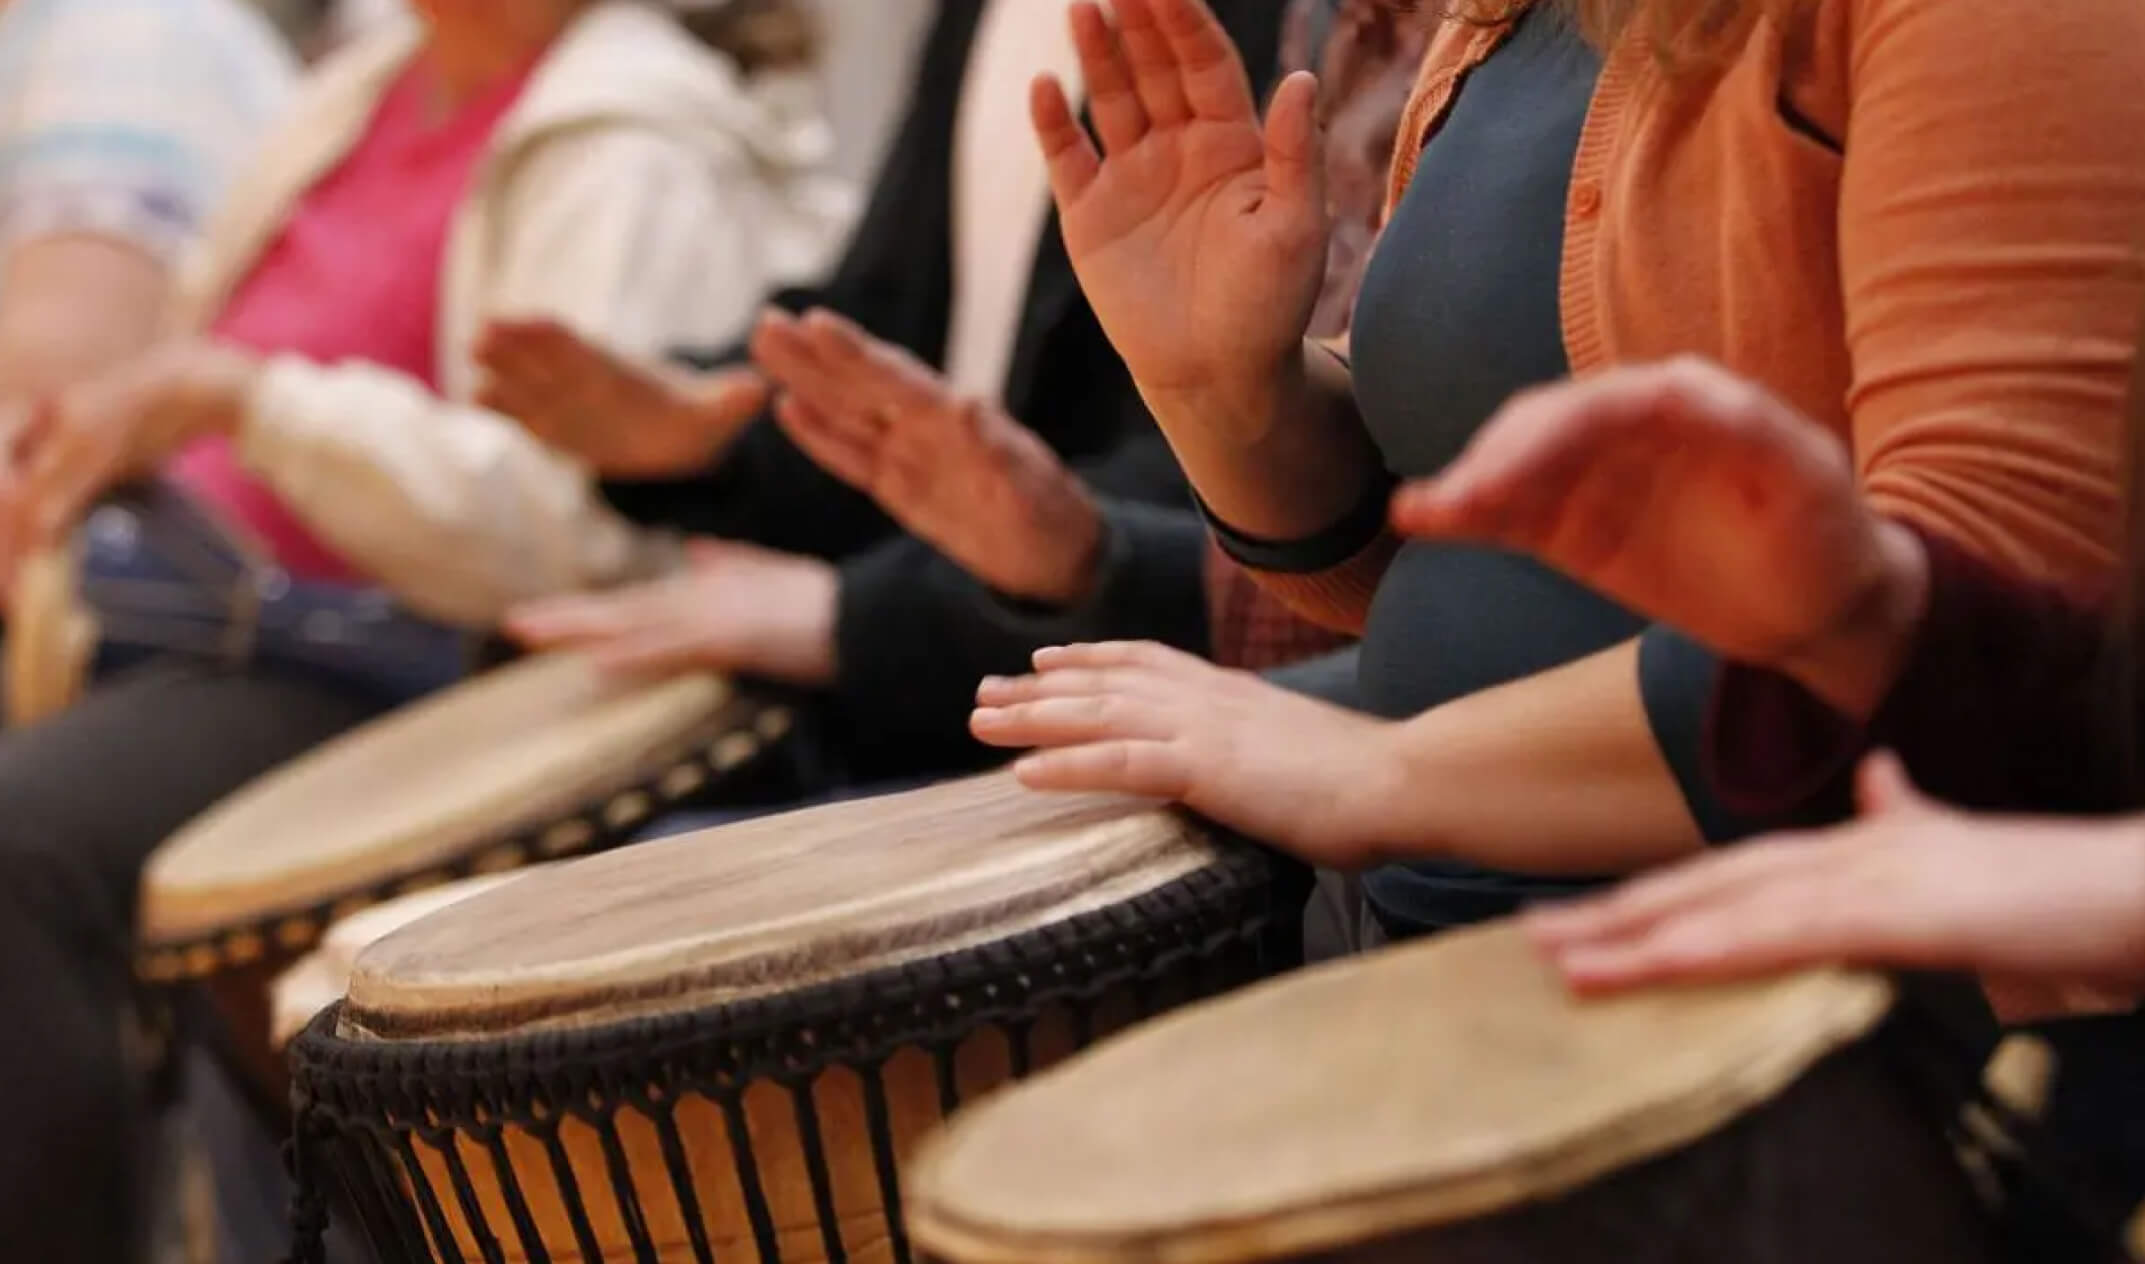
[1359,641,1705,875]
[1145,340,1383,541]
[0,236,171,397]
[240,356,662,623]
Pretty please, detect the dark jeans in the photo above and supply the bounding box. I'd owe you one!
[0,663,381,1263]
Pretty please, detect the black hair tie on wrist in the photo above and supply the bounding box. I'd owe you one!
[1197,468,1397,575]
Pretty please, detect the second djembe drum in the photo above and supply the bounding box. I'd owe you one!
[286,772,1295,1263]
[910,921,2020,1264]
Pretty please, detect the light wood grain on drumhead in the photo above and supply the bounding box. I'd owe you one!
[341,772,1220,1041]
[141,654,729,944]
[908,921,1894,1264]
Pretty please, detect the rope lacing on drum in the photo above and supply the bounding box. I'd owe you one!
[281,1094,335,1264]
[282,843,1299,1261]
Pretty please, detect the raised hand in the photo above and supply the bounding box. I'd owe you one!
[504,537,838,686]
[971,640,1402,867]
[752,309,1105,605]
[1035,0,1329,415]
[477,317,770,478]
[1389,359,1929,717]
[1527,754,2145,1019]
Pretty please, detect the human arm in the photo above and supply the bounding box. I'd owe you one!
[0,0,292,395]
[237,125,800,621]
[6,124,787,623]
[1525,754,2145,1017]
[596,0,980,559]
[973,639,1701,874]
[1345,0,2145,851]
[1035,0,1388,589]
[0,236,174,399]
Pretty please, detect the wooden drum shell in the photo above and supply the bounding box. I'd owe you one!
[311,988,1187,1263]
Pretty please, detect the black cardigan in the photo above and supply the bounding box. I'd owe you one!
[601,0,1287,783]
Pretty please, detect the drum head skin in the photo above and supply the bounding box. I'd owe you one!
[141,653,759,968]
[340,771,1223,1042]
[268,869,531,1050]
[908,921,1895,1264]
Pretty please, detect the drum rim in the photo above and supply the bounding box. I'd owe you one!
[286,844,1277,1122]
[135,689,796,985]
[903,925,1900,1264]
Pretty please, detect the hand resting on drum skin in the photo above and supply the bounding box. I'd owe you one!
[0,339,259,590]
[504,536,839,686]
[1526,754,2145,1023]
[475,317,771,479]
[973,641,1415,870]
[752,307,1108,607]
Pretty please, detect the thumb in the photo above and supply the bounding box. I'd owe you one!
[1856,751,1929,818]
[1262,71,1326,224]
[699,369,772,429]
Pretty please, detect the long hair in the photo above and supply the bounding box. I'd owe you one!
[675,0,817,74]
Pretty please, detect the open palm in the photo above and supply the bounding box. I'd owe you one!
[1390,360,1917,677]
[1035,0,1329,404]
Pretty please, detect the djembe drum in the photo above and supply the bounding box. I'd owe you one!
[909,921,2035,1264]
[285,772,1295,1263]
[138,651,792,1102]
[269,870,537,1051]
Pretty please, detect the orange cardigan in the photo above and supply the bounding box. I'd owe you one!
[1257,0,2145,631]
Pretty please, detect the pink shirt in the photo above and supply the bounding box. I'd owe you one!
[170,54,531,580]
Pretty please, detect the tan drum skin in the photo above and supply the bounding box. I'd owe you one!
[136,651,784,1106]
[318,772,1244,1263]
[907,921,1898,1264]
[140,652,777,980]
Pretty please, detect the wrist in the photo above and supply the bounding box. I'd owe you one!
[1004,485,1108,609]
[1333,721,1421,869]
[1782,520,1930,720]
[164,341,258,443]
[1141,347,1380,542]
[1136,352,1306,446]
[750,553,840,687]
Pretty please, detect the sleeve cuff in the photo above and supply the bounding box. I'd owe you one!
[972,500,1209,648]
[1642,625,1856,843]
[1703,661,1869,821]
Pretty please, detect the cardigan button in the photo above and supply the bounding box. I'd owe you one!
[1572,182,1604,217]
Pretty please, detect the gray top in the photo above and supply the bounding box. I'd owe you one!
[1345,7,1632,932]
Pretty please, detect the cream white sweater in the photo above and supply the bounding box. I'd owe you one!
[172,0,853,624]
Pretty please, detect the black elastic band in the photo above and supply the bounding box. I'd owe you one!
[1197,469,1397,575]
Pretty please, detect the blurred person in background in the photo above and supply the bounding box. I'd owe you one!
[471,0,1287,805]
[0,0,294,399]
[478,0,1421,812]
[0,2,849,1259]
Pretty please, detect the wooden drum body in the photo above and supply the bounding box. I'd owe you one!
[287,773,1292,1263]
[137,652,790,1101]
[910,922,2007,1264]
